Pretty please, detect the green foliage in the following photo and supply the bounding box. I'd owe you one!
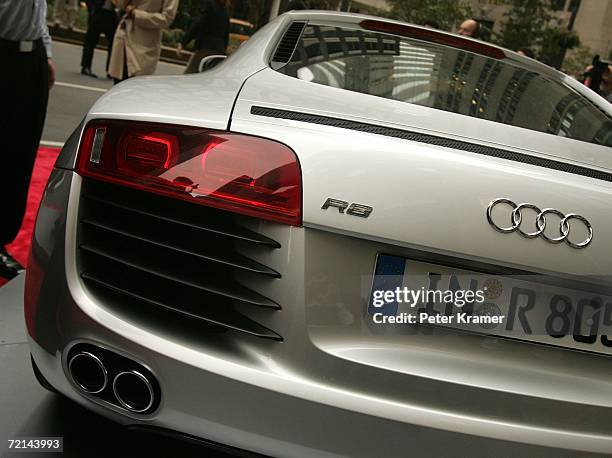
[384,0,473,30]
[161,28,185,48]
[493,0,581,68]
[74,7,89,31]
[563,45,594,78]
[539,28,579,65]
[493,0,553,50]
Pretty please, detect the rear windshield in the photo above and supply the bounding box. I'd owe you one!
[275,24,612,147]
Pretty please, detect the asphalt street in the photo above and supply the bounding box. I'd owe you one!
[42,41,184,145]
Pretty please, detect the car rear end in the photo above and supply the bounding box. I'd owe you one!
[26,11,612,457]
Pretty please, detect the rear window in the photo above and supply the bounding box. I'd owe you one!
[275,24,612,147]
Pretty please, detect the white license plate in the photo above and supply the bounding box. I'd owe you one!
[368,254,612,355]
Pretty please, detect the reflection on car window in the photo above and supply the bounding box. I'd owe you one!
[276,24,612,147]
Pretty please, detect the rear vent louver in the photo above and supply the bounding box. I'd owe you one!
[271,21,306,69]
[77,180,283,341]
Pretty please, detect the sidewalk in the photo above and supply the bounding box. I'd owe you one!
[48,23,192,66]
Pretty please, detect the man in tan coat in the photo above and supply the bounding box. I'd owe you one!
[109,0,179,81]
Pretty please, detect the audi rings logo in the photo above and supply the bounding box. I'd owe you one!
[486,198,593,249]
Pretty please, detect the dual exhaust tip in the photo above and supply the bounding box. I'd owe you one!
[68,349,156,414]
[68,351,107,394]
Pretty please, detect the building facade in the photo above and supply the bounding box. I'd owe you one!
[571,0,612,59]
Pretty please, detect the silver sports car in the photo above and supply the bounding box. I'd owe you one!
[26,10,612,457]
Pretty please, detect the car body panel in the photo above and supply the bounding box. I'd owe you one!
[26,10,612,458]
[27,167,612,456]
[231,103,612,278]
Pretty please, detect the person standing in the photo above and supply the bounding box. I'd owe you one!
[584,62,612,103]
[53,0,79,29]
[81,0,118,78]
[176,0,230,74]
[108,0,179,83]
[0,0,55,278]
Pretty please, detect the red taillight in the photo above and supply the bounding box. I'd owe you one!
[76,120,302,225]
[118,131,177,171]
[360,19,506,60]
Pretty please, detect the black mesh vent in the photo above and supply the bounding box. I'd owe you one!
[77,180,283,341]
[251,105,612,183]
[271,21,306,68]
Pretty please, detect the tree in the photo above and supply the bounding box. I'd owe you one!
[493,0,581,68]
[384,0,473,31]
[539,28,580,67]
[494,0,553,51]
[562,44,593,79]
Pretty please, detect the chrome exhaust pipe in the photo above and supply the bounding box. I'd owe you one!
[68,351,108,394]
[112,370,155,413]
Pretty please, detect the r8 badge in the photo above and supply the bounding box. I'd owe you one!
[321,198,373,218]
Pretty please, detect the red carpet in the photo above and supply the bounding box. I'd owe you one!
[0,146,61,287]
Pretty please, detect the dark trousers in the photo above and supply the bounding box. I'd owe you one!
[0,40,49,246]
[81,9,117,72]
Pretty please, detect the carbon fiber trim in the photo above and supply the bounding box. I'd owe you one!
[250,105,612,183]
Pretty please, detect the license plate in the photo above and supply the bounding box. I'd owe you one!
[368,254,612,355]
